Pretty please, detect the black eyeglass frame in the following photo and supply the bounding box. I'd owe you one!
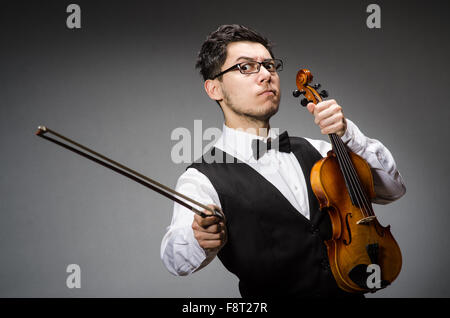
[211,58,283,79]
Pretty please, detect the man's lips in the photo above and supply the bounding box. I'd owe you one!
[259,89,276,96]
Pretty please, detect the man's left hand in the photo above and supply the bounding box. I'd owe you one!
[307,99,347,137]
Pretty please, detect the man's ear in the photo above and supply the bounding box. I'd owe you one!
[204,79,223,102]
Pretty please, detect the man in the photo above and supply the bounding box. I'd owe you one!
[161,24,406,298]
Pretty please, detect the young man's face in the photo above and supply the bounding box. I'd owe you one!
[216,41,281,122]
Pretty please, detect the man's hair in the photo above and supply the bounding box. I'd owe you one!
[195,24,275,81]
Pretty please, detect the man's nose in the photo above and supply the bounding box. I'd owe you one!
[258,65,272,83]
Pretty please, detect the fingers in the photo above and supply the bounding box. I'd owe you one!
[194,213,220,228]
[308,99,346,136]
[193,229,226,241]
[306,102,315,114]
[202,222,225,234]
[319,119,346,136]
[192,219,225,234]
[192,223,227,250]
[318,112,344,131]
[193,204,222,228]
[313,100,342,124]
[192,204,227,250]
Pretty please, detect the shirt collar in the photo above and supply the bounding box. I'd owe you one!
[219,123,281,162]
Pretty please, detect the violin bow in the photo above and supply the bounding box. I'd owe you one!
[35,126,224,219]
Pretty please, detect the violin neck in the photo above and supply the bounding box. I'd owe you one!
[328,133,346,159]
[328,133,370,211]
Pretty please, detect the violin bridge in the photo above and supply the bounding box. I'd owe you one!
[356,216,376,225]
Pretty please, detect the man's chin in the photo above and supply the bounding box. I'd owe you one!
[265,101,279,115]
[253,103,279,121]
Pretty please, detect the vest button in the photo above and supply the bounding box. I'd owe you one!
[310,226,320,235]
[321,259,331,271]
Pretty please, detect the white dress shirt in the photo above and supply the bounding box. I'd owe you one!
[160,119,406,276]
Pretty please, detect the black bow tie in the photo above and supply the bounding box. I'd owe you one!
[251,131,291,160]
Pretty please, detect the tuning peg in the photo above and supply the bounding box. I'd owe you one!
[293,89,307,98]
[300,98,309,107]
[313,83,321,90]
[319,90,329,98]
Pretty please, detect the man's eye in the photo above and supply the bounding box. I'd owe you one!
[240,63,252,71]
[264,62,275,70]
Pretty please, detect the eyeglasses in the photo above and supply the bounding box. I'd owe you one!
[212,58,283,79]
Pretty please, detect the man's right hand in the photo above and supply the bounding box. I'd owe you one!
[192,204,227,251]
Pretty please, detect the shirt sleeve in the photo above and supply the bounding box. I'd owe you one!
[305,118,406,204]
[160,167,222,276]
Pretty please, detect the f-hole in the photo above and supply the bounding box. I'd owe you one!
[343,213,352,245]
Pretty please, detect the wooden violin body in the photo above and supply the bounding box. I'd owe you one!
[311,150,402,293]
[294,69,402,293]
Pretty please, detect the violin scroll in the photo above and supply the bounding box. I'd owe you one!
[292,69,329,107]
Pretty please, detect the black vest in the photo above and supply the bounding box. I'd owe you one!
[188,136,356,298]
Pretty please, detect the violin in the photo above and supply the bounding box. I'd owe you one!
[293,69,402,293]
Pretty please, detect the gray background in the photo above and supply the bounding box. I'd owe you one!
[1,0,449,297]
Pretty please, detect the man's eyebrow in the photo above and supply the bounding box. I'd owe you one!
[234,56,272,63]
[234,56,253,63]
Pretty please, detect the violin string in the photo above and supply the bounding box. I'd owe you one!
[332,133,373,217]
[331,133,370,217]
[332,133,371,217]
[329,133,366,217]
[334,133,374,217]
